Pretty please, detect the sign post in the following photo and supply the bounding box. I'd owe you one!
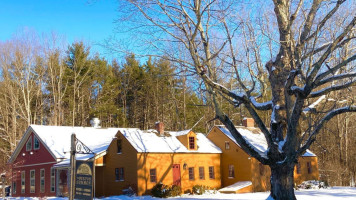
[69,134,76,200]
[69,133,95,200]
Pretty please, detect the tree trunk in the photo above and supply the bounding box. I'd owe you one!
[270,164,296,200]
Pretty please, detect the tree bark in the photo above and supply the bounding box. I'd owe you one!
[270,164,296,200]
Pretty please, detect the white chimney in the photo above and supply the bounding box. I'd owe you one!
[90,118,101,128]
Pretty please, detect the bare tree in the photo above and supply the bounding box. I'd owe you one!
[117,0,356,199]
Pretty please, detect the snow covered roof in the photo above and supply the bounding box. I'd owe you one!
[219,181,252,193]
[8,125,121,164]
[31,125,121,159]
[10,124,221,166]
[216,126,316,157]
[119,129,222,153]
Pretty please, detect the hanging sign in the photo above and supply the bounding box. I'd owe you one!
[74,160,94,200]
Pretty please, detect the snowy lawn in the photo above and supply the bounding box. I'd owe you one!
[2,187,356,200]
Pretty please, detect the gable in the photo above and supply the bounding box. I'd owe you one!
[208,126,316,158]
[207,126,244,151]
[9,128,57,166]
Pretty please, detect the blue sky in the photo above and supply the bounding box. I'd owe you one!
[0,0,119,59]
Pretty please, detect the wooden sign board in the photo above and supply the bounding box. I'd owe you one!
[74,160,94,200]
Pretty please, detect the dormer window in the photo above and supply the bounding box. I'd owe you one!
[26,136,32,151]
[189,136,195,149]
[34,136,40,150]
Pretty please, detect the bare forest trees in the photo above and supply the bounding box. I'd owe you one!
[118,0,356,199]
[0,31,209,172]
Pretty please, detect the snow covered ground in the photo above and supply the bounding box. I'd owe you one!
[2,187,356,200]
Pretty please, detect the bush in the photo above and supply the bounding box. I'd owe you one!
[151,183,170,198]
[184,189,192,194]
[151,183,182,198]
[297,180,328,190]
[167,185,182,197]
[192,185,210,195]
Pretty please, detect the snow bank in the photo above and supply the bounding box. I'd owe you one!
[2,187,356,200]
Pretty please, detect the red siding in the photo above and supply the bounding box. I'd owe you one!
[11,132,57,197]
[12,132,56,167]
[12,164,56,197]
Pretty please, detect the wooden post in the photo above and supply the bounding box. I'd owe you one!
[2,176,4,199]
[70,133,76,200]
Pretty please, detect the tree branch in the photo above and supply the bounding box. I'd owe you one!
[310,79,356,98]
[298,105,356,156]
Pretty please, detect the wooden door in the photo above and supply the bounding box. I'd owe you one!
[172,164,181,186]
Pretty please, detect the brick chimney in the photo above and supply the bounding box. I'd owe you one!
[242,118,254,127]
[155,121,165,136]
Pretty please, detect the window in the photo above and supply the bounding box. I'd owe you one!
[34,136,40,150]
[150,169,157,183]
[189,137,195,149]
[199,167,205,180]
[117,139,122,154]
[51,168,55,192]
[26,136,32,151]
[40,169,45,193]
[296,162,301,174]
[21,171,25,193]
[13,181,17,195]
[228,165,235,178]
[188,167,194,180]
[225,141,230,150]
[209,166,215,179]
[115,168,124,181]
[307,162,312,174]
[259,163,264,175]
[12,172,16,195]
[30,170,35,193]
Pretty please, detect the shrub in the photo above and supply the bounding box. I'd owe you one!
[184,189,192,194]
[168,185,182,197]
[297,180,328,190]
[151,183,170,198]
[151,183,182,198]
[192,185,210,195]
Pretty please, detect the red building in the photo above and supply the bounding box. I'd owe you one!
[8,122,120,197]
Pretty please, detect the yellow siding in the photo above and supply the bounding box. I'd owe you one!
[208,126,320,193]
[94,156,104,166]
[136,153,221,196]
[207,127,252,188]
[294,156,319,185]
[250,158,271,192]
[97,131,138,197]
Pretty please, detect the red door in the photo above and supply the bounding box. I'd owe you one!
[172,164,181,186]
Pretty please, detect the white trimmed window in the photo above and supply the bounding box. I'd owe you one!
[40,169,45,193]
[34,136,40,150]
[150,169,157,183]
[26,136,32,151]
[225,141,230,150]
[30,170,35,193]
[209,166,215,179]
[115,168,124,181]
[199,167,205,180]
[51,168,55,192]
[228,165,235,178]
[21,171,25,193]
[188,167,194,180]
[12,172,17,194]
